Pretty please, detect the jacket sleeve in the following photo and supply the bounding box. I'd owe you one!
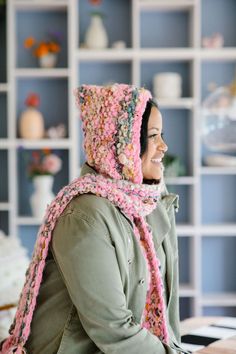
[52,208,180,354]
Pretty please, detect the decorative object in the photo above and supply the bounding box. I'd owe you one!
[84,12,108,49]
[24,31,62,68]
[46,123,67,139]
[111,40,126,49]
[202,33,224,48]
[204,154,236,167]
[153,72,182,99]
[201,78,236,152]
[27,149,62,219]
[163,154,186,177]
[19,93,44,139]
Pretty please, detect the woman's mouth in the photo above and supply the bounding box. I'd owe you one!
[151,158,163,164]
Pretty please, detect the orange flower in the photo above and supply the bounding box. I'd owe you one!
[34,43,49,58]
[24,37,35,49]
[48,42,60,53]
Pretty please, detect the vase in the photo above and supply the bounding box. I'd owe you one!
[39,53,57,68]
[19,107,44,139]
[85,14,108,49]
[30,175,55,219]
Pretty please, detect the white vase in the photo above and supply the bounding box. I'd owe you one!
[19,107,44,139]
[39,53,57,68]
[30,175,55,219]
[85,14,108,49]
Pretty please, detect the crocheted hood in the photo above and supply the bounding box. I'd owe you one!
[74,84,152,184]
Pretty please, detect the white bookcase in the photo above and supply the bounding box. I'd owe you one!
[0,0,236,320]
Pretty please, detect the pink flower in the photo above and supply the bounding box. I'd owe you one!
[42,154,62,175]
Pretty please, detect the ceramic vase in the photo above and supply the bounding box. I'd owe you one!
[85,14,108,49]
[19,107,44,139]
[30,175,55,219]
[39,53,57,68]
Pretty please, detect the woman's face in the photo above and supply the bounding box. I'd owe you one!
[141,107,168,181]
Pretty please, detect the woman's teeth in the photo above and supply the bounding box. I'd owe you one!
[151,158,162,163]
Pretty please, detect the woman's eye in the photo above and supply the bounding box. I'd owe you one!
[148,134,158,139]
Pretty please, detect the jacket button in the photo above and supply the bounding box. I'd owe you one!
[139,278,145,285]
[128,259,132,265]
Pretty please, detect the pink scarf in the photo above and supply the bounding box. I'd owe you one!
[1,173,168,353]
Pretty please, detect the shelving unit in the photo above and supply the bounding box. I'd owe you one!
[1,0,235,320]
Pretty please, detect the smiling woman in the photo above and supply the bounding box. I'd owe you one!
[141,99,168,181]
[1,84,188,354]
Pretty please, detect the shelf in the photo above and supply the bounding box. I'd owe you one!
[201,224,236,236]
[0,139,14,149]
[201,293,236,307]
[16,217,42,225]
[13,0,68,11]
[0,83,9,92]
[201,167,236,175]
[179,284,196,297]
[165,176,196,185]
[200,48,236,61]
[15,68,69,78]
[157,97,195,109]
[176,224,195,236]
[138,0,195,11]
[76,49,133,62]
[0,202,11,211]
[15,139,72,149]
[139,48,194,60]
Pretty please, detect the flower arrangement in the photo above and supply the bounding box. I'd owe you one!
[27,149,62,179]
[24,31,62,58]
[25,93,40,108]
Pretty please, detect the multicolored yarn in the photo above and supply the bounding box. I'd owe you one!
[74,84,151,184]
[1,84,169,353]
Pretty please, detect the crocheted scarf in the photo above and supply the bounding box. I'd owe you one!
[1,84,169,353]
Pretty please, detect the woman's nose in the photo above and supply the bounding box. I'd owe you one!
[158,139,168,153]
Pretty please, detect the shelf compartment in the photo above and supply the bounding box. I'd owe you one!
[0,92,8,138]
[79,62,132,86]
[0,150,9,203]
[140,8,192,48]
[18,225,39,257]
[162,109,194,177]
[16,78,69,139]
[0,5,6,83]
[202,306,236,317]
[0,211,9,236]
[179,236,192,285]
[78,0,131,49]
[17,148,69,217]
[167,185,194,225]
[202,237,236,294]
[16,9,68,68]
[180,297,193,320]
[141,60,193,98]
[201,0,236,48]
[201,61,236,101]
[201,175,236,224]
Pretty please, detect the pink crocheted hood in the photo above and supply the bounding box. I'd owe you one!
[74,84,152,184]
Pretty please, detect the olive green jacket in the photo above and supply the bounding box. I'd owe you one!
[25,164,187,354]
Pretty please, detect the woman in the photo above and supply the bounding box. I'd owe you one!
[1,84,188,354]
